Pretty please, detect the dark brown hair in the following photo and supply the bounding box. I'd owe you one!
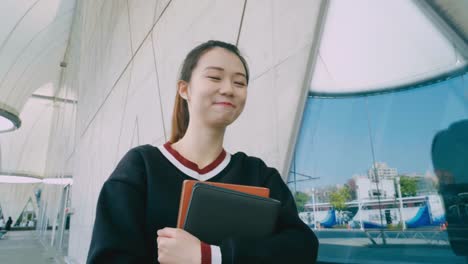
[169,40,250,143]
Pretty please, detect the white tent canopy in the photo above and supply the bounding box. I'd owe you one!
[0,0,76,178]
[0,97,55,177]
[0,182,39,225]
[310,0,468,96]
[1,0,466,183]
[0,0,75,131]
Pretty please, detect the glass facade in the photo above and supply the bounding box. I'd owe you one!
[289,74,468,263]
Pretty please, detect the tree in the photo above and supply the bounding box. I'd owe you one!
[398,176,418,197]
[346,178,357,200]
[329,186,351,211]
[294,191,310,212]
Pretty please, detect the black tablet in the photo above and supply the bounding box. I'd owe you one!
[183,182,281,245]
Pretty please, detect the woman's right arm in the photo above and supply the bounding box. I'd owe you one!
[87,148,149,264]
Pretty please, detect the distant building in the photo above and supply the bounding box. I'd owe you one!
[351,162,399,200]
[355,176,396,200]
[368,162,398,180]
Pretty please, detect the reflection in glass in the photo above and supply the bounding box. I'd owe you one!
[289,74,467,263]
[432,120,468,257]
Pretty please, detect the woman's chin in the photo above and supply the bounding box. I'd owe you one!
[208,116,237,128]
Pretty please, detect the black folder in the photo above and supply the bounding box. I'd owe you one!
[183,182,281,245]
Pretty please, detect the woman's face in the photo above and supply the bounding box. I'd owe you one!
[180,47,248,129]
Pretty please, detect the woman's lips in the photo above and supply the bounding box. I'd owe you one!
[214,102,235,108]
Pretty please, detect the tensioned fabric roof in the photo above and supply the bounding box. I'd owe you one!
[0,0,76,181]
[310,0,468,96]
[0,0,467,182]
[0,0,76,132]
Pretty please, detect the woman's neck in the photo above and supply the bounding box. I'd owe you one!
[171,122,226,169]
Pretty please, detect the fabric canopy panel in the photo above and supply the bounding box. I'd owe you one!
[0,0,75,131]
[0,183,39,224]
[0,96,55,178]
[310,0,468,96]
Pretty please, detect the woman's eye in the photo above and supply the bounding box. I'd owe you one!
[208,76,221,80]
[234,82,246,86]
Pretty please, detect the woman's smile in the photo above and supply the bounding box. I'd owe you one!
[213,102,236,108]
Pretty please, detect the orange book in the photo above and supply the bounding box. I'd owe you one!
[177,180,270,228]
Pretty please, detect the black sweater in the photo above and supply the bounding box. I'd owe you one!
[87,144,318,263]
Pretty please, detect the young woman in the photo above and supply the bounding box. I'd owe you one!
[87,40,318,264]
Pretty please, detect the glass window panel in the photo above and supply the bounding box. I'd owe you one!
[289,74,468,263]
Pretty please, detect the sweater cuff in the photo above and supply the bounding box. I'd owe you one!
[201,242,211,264]
[211,245,222,264]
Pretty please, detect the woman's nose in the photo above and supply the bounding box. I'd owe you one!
[219,80,234,96]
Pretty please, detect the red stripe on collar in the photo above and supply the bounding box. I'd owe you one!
[163,142,227,175]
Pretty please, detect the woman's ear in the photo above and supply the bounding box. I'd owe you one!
[177,80,189,101]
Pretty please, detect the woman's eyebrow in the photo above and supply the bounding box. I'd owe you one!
[204,66,246,78]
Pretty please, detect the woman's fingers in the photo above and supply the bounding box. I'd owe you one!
[157,236,175,248]
[156,228,201,264]
[157,227,178,238]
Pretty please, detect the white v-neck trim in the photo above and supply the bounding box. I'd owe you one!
[156,145,231,181]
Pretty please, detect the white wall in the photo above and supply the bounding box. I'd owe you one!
[60,0,326,262]
[356,177,396,200]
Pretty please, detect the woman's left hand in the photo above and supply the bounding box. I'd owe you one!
[157,227,201,264]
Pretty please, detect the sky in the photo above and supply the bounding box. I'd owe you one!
[290,74,468,190]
